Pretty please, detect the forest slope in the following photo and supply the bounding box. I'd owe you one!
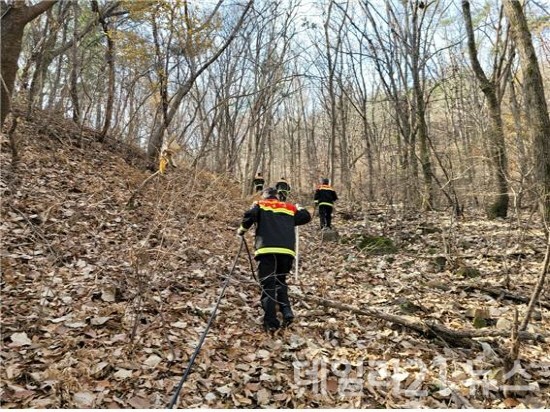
[1,111,549,408]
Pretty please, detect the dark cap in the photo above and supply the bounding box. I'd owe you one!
[322,178,329,184]
[262,187,278,199]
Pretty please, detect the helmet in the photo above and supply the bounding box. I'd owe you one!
[322,178,329,184]
[262,187,278,199]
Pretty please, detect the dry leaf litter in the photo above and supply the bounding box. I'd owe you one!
[1,111,549,408]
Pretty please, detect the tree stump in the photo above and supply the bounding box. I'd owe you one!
[321,228,339,242]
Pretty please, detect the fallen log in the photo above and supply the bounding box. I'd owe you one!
[294,293,545,349]
[403,251,542,261]
[458,284,550,310]
[427,281,550,310]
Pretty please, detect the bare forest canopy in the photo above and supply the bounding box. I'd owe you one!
[1,99,550,409]
[2,0,550,409]
[0,0,549,217]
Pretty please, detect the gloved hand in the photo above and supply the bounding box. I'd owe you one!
[237,227,246,237]
[295,203,302,209]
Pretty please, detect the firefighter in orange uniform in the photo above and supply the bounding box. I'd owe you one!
[237,187,311,332]
[314,178,338,229]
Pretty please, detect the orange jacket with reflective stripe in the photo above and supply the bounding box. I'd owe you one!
[314,185,338,207]
[239,197,311,257]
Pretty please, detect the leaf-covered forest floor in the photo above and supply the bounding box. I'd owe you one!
[1,111,549,408]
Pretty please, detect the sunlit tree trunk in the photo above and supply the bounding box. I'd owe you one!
[0,0,57,126]
[148,0,253,166]
[503,0,550,223]
[323,1,338,185]
[69,1,80,124]
[92,0,115,141]
[462,1,510,218]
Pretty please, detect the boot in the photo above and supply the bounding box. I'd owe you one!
[276,283,294,327]
[261,297,280,332]
[281,305,294,327]
[263,320,279,333]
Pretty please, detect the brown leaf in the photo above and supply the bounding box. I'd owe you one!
[12,389,35,399]
[30,398,54,408]
[10,332,32,346]
[113,368,133,379]
[256,388,271,405]
[90,316,111,326]
[326,377,339,393]
[73,391,96,408]
[504,398,521,408]
[143,354,162,368]
[127,396,150,409]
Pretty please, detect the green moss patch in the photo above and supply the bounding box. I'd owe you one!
[342,234,397,255]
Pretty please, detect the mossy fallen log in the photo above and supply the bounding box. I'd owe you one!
[293,292,545,349]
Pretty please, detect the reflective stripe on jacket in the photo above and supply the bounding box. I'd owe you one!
[314,185,338,207]
[240,198,311,257]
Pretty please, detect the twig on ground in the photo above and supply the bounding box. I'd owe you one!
[520,234,550,331]
[127,170,160,208]
[293,292,546,349]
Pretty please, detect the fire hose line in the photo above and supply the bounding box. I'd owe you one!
[168,237,245,408]
[168,233,296,408]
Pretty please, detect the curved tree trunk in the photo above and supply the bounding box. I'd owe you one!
[1,1,57,127]
[462,1,510,218]
[147,0,253,165]
[92,0,115,141]
[410,4,434,210]
[69,1,80,124]
[503,0,550,224]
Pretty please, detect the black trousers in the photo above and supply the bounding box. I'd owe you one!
[256,254,293,328]
[319,204,333,228]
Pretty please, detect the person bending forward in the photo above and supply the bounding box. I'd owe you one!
[238,187,311,332]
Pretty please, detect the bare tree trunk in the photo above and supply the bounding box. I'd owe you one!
[362,100,374,200]
[414,77,434,210]
[410,4,434,210]
[26,6,56,117]
[338,89,352,198]
[150,6,170,147]
[503,0,550,223]
[0,0,57,127]
[462,1,510,218]
[46,21,67,110]
[147,0,253,164]
[92,0,115,141]
[69,1,80,124]
[351,1,419,206]
[323,0,347,186]
[509,75,529,210]
[324,2,338,185]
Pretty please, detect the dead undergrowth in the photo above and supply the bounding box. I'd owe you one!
[1,112,549,408]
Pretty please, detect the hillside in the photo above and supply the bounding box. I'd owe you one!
[1,111,549,408]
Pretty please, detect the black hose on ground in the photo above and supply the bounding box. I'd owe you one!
[167,237,244,408]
